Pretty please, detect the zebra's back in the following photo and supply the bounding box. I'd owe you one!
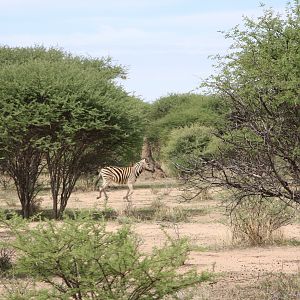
[100,166,133,185]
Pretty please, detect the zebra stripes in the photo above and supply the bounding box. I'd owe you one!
[97,158,154,201]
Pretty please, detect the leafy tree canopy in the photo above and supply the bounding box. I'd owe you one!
[162,125,220,174]
[182,1,300,204]
[147,93,227,145]
[0,46,147,217]
[0,46,146,166]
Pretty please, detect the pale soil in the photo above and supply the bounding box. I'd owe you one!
[1,180,300,299]
[40,184,300,274]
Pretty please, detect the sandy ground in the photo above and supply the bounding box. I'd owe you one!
[39,185,300,276]
[1,181,300,298]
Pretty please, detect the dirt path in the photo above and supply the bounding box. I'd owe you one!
[190,246,300,274]
[2,184,300,298]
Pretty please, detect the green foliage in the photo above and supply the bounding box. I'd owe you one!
[149,93,193,121]
[213,2,300,109]
[181,1,300,206]
[0,46,145,166]
[0,46,147,217]
[148,93,226,144]
[146,93,227,173]
[2,214,209,299]
[204,1,300,141]
[162,125,220,174]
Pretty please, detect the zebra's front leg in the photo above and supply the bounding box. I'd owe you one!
[97,188,102,199]
[123,183,134,201]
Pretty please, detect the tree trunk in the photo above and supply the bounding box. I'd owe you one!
[141,137,154,163]
[21,200,31,219]
[23,199,31,219]
[141,137,166,177]
[53,196,58,219]
[7,147,43,218]
[47,147,83,219]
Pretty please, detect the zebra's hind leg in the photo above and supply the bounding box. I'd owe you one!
[97,180,109,199]
[97,187,102,199]
[97,181,109,209]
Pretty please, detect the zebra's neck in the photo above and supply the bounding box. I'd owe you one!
[133,161,144,178]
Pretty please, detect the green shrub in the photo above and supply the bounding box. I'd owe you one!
[162,125,219,175]
[2,214,210,299]
[2,278,54,300]
[148,94,226,142]
[146,93,227,165]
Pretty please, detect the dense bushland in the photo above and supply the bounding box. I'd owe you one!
[146,93,227,175]
[178,1,300,207]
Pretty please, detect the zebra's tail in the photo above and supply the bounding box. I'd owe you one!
[94,168,102,188]
[94,176,100,187]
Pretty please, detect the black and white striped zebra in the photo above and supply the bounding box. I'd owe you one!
[96,158,155,201]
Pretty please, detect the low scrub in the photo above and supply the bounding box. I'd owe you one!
[229,196,295,246]
[124,199,189,222]
[0,246,14,276]
[260,272,300,300]
[1,213,210,299]
[0,207,119,222]
[149,199,188,222]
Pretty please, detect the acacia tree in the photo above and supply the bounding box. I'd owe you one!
[0,46,145,218]
[0,54,51,218]
[181,2,300,205]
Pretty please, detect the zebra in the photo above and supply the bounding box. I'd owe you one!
[96,158,155,202]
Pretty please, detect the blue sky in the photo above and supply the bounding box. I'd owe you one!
[1,0,286,102]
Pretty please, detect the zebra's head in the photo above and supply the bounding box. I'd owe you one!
[141,158,155,173]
